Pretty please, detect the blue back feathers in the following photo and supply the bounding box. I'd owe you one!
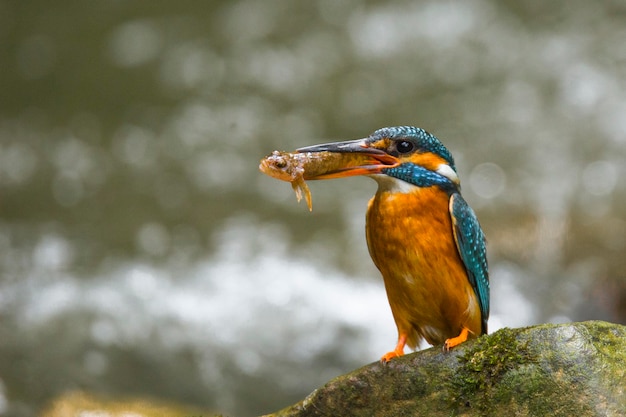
[450,193,490,334]
[370,126,457,172]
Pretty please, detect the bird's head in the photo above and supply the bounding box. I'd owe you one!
[297,126,460,190]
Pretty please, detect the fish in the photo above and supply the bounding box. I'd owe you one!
[259,150,398,211]
[259,150,326,211]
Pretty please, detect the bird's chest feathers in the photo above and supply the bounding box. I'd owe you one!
[365,180,459,283]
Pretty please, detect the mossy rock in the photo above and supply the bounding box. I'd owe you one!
[266,321,626,417]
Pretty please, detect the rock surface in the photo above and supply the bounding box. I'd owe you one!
[266,321,626,417]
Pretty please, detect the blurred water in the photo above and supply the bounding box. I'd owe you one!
[1,1,625,416]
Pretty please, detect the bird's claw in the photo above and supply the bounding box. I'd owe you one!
[380,350,404,363]
[443,327,472,352]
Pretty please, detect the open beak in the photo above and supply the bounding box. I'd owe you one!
[296,138,399,179]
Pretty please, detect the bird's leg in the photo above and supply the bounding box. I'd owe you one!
[443,327,472,351]
[380,333,407,363]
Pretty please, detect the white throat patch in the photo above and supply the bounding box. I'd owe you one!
[436,164,460,184]
[370,174,418,193]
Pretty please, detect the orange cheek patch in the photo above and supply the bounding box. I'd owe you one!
[369,138,391,150]
[407,152,450,172]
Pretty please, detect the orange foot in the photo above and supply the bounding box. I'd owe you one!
[444,327,472,351]
[380,333,407,363]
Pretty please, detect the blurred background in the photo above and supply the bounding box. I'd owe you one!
[1,1,625,416]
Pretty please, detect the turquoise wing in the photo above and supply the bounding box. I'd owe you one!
[449,193,490,334]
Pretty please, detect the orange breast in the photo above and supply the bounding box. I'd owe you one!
[366,186,481,348]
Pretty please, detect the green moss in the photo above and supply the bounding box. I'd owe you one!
[446,323,621,416]
[449,327,536,413]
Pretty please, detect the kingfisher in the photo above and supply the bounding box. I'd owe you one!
[297,126,489,362]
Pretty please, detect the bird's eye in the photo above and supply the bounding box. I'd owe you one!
[396,140,414,154]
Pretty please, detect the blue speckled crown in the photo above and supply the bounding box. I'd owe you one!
[370,126,456,172]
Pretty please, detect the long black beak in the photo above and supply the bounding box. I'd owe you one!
[297,138,396,164]
[297,138,370,154]
[293,138,398,179]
